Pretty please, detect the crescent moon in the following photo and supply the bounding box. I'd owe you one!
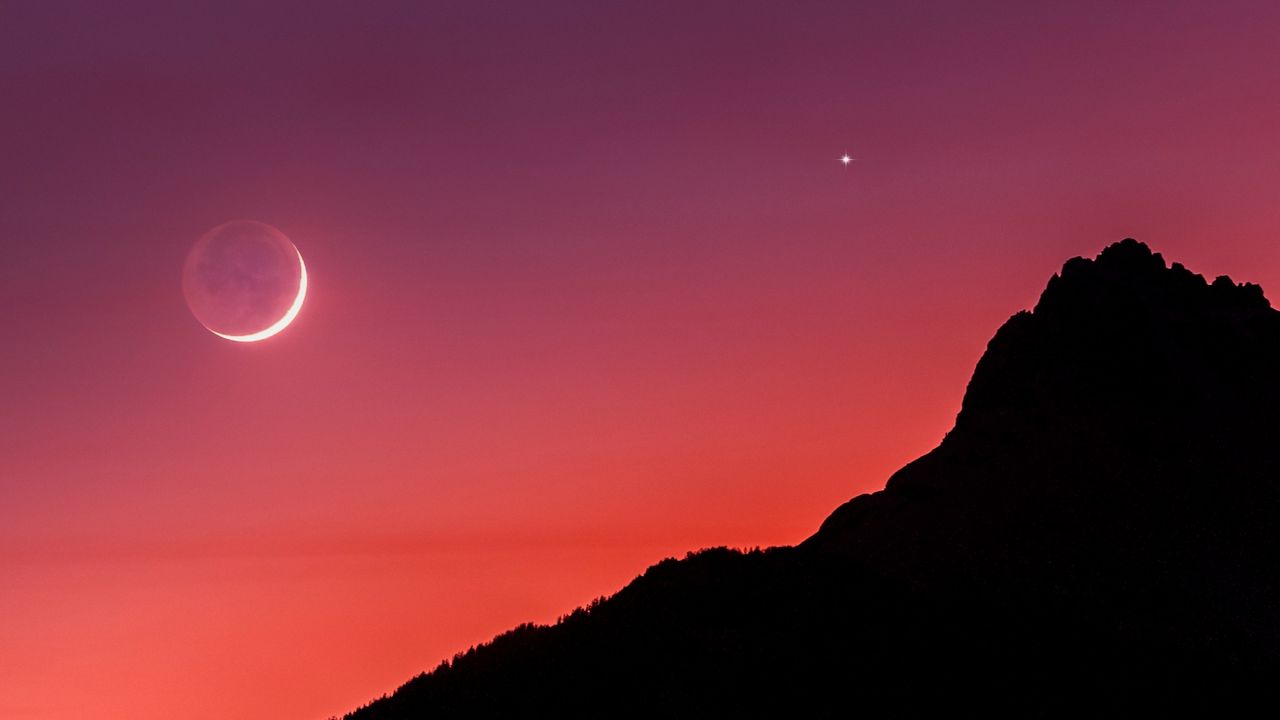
[209,249,308,343]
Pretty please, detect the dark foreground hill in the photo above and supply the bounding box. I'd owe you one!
[342,240,1280,717]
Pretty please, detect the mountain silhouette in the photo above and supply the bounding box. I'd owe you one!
[341,240,1280,717]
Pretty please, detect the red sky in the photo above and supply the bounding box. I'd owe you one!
[5,2,1280,718]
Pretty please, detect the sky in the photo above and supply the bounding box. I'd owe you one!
[5,1,1280,718]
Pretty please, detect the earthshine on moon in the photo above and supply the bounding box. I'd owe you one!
[182,220,307,342]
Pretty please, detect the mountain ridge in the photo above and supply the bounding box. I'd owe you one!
[341,239,1280,718]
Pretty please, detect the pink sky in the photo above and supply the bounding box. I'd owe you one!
[5,2,1280,717]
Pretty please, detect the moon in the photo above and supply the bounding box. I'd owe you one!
[182,220,307,342]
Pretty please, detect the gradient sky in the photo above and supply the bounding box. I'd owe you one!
[6,1,1280,718]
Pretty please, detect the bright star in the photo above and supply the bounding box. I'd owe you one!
[841,154,852,166]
